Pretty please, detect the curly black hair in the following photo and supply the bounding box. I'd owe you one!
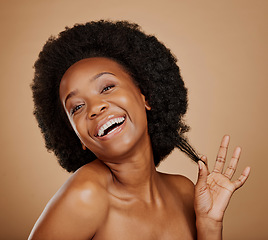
[32,20,200,172]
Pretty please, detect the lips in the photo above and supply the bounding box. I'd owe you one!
[94,115,126,138]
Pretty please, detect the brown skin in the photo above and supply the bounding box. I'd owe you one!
[29,58,250,240]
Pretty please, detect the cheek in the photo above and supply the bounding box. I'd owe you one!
[70,116,88,140]
[111,89,145,110]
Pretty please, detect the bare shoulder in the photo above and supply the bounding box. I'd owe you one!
[158,171,195,203]
[157,172,196,238]
[29,160,111,240]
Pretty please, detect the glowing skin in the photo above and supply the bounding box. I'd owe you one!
[28,57,250,240]
[59,57,151,163]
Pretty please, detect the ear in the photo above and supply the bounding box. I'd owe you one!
[81,142,86,150]
[141,93,151,111]
[145,101,151,110]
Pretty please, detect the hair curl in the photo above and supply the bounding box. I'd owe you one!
[32,20,199,172]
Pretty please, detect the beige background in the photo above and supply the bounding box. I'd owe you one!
[0,0,267,239]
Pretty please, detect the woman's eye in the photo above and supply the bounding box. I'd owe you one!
[71,104,84,115]
[101,84,115,93]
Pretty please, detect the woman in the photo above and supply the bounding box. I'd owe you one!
[29,20,250,239]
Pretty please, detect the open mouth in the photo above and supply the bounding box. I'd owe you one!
[96,116,125,137]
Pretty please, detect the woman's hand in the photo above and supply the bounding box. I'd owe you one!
[194,135,250,239]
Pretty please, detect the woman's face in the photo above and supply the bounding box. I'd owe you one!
[59,57,151,162]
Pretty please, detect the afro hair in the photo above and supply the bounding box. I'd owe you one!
[32,20,199,172]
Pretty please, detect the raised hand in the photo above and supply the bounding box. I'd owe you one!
[194,135,250,225]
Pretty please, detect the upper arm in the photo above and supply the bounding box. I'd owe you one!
[28,178,109,240]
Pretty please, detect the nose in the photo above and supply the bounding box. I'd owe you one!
[88,99,108,119]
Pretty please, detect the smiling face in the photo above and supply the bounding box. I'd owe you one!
[59,57,151,162]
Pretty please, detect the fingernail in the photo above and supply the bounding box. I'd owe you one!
[198,161,203,170]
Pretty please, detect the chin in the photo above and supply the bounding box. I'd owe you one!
[95,133,148,163]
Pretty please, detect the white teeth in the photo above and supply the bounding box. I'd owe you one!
[97,117,125,137]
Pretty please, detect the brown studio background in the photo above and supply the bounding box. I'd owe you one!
[0,0,267,239]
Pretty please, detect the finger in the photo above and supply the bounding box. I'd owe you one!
[233,166,251,190]
[223,147,241,179]
[214,135,230,173]
[196,160,209,189]
[200,155,210,175]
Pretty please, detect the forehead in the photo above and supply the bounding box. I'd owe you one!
[59,57,135,98]
[61,57,130,81]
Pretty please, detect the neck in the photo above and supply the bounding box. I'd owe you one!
[103,136,161,203]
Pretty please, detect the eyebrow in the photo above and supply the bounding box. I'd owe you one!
[64,72,115,105]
